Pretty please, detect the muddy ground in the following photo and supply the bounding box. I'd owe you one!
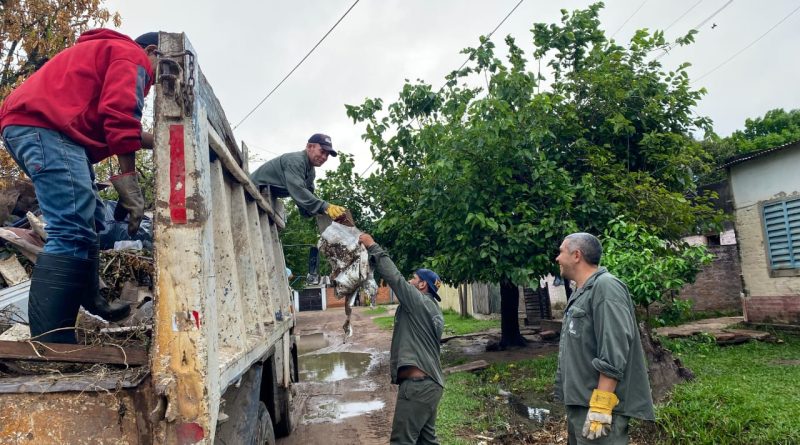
[278,306,396,445]
[279,306,568,445]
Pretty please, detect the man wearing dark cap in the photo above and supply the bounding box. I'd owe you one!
[249,133,346,220]
[358,233,445,445]
[0,29,161,342]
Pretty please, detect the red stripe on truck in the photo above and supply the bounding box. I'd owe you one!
[169,124,187,224]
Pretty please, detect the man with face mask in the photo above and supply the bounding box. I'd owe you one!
[249,133,347,220]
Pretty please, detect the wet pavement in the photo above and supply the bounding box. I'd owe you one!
[298,351,373,383]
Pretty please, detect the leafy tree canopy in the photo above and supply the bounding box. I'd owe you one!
[346,2,720,289]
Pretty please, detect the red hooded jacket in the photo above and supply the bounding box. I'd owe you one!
[0,29,155,163]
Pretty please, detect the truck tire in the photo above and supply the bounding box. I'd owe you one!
[254,402,276,445]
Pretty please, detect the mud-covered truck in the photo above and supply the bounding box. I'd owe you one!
[0,32,298,444]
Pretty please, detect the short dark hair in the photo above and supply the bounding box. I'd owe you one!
[565,232,602,266]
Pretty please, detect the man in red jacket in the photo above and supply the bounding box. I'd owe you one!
[0,29,159,343]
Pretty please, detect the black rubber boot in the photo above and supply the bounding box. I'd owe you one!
[28,253,89,344]
[83,244,131,322]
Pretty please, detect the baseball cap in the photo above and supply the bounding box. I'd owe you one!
[415,269,442,301]
[134,32,159,49]
[308,133,337,157]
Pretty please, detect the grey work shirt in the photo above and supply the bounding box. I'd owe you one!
[248,150,327,217]
[367,243,445,389]
[555,267,655,420]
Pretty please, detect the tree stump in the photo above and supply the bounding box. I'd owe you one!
[639,323,694,402]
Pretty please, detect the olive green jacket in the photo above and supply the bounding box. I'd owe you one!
[249,150,327,217]
[555,267,655,420]
[367,243,445,388]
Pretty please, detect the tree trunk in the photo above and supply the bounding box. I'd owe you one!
[639,322,694,402]
[499,280,527,348]
[458,283,468,317]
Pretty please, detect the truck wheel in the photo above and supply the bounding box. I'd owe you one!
[254,402,276,445]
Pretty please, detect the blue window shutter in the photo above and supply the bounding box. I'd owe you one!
[763,198,800,269]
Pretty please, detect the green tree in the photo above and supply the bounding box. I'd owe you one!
[702,108,800,183]
[601,217,712,320]
[347,3,719,347]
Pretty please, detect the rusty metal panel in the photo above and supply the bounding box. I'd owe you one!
[0,387,151,444]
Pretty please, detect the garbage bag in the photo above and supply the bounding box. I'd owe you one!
[97,200,153,250]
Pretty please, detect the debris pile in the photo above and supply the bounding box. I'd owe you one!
[0,180,156,374]
[318,221,377,340]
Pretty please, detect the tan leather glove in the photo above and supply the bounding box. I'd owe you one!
[582,389,619,440]
[325,203,346,219]
[110,172,145,236]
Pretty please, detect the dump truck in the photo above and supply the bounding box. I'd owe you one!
[0,32,298,444]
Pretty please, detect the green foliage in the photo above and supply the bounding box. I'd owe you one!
[372,315,394,331]
[363,306,387,315]
[702,108,800,183]
[602,217,713,310]
[438,355,558,444]
[279,204,329,289]
[346,3,719,291]
[316,153,376,233]
[652,333,800,444]
[653,298,694,327]
[441,309,500,336]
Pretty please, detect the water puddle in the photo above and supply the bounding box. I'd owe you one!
[297,333,329,354]
[304,398,385,423]
[503,391,564,426]
[299,352,372,382]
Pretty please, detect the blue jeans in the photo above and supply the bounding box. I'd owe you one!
[2,126,105,259]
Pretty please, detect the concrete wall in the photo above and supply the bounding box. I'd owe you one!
[730,146,800,324]
[438,283,474,315]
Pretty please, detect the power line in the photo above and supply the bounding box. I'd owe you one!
[360,0,526,177]
[654,0,733,61]
[232,0,360,130]
[664,0,703,32]
[610,0,649,39]
[693,3,800,83]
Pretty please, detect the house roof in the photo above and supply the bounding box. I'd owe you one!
[721,139,800,169]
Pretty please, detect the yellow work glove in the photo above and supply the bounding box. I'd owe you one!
[325,204,346,219]
[582,389,619,440]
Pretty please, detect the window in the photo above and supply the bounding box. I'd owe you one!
[763,197,800,275]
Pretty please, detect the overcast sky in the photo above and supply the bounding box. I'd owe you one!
[107,0,800,176]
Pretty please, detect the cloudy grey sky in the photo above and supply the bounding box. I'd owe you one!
[107,0,800,176]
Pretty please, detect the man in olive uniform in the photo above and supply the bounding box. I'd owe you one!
[249,133,346,220]
[554,233,655,444]
[359,233,445,445]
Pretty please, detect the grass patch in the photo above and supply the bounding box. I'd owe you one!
[442,309,500,336]
[372,315,394,331]
[371,309,500,335]
[438,355,559,444]
[435,332,800,444]
[648,332,800,444]
[363,306,388,315]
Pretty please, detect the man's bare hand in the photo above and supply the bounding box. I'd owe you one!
[359,233,375,248]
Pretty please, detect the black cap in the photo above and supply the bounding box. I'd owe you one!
[134,32,159,49]
[308,133,337,157]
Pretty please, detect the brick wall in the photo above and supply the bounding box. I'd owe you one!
[744,296,800,325]
[678,244,743,312]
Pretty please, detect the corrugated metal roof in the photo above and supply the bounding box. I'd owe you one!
[721,139,800,169]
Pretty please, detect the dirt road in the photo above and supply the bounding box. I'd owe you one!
[278,306,397,445]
